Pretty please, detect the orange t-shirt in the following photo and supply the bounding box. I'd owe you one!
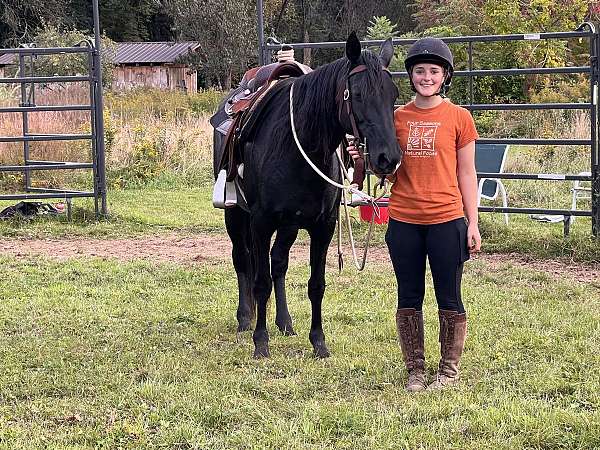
[389,100,479,225]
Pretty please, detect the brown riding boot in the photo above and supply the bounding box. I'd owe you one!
[427,309,467,390]
[396,308,427,392]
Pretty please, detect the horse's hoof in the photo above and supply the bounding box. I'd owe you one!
[282,327,297,337]
[253,343,270,359]
[276,321,297,336]
[313,343,330,359]
[237,322,253,332]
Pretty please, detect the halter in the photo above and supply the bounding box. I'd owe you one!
[337,64,393,171]
[288,63,391,270]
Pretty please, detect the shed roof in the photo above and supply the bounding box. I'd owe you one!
[0,41,200,66]
[0,53,15,65]
[113,42,200,64]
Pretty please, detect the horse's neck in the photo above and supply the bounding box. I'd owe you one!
[293,67,344,153]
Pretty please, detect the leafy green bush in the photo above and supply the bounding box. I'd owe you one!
[104,109,213,189]
[530,74,589,104]
[0,172,23,191]
[32,26,116,87]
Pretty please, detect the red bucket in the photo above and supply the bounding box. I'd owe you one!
[359,198,389,224]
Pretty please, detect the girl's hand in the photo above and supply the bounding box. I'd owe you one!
[346,143,361,161]
[467,222,481,254]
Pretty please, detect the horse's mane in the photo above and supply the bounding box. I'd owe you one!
[290,50,386,154]
[261,49,386,165]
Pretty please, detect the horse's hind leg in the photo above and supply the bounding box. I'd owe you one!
[225,208,255,332]
[271,226,299,336]
[307,221,336,358]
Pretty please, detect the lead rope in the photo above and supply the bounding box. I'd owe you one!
[289,81,389,271]
[336,146,389,270]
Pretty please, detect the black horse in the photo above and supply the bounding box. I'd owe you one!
[214,33,401,358]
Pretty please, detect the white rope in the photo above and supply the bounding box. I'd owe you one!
[277,49,295,62]
[289,83,374,201]
[338,167,389,271]
[290,83,350,190]
[289,80,390,271]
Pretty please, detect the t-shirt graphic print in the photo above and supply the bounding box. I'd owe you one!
[406,121,441,157]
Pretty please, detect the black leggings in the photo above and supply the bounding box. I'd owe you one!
[385,217,470,314]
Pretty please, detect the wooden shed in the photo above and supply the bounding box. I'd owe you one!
[0,53,16,78]
[112,42,200,94]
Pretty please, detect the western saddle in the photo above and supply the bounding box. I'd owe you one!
[213,61,311,182]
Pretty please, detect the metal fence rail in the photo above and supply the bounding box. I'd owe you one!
[256,2,599,236]
[0,0,107,217]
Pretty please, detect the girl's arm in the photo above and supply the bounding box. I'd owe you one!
[457,141,481,253]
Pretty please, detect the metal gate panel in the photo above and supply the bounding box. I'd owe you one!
[0,0,107,217]
[255,4,599,236]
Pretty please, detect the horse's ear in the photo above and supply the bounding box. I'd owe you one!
[345,31,362,64]
[379,38,394,68]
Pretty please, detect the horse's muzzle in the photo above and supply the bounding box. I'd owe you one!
[370,151,401,176]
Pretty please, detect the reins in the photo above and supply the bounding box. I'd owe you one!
[288,64,391,271]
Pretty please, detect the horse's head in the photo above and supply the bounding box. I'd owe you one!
[341,32,402,176]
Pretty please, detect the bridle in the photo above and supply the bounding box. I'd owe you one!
[337,63,393,173]
[338,64,368,160]
[288,62,393,270]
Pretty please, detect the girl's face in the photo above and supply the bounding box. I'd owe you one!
[410,63,446,97]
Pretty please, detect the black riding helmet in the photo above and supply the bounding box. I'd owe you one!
[404,37,454,96]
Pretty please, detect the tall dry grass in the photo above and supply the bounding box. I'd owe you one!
[482,109,591,210]
[0,84,96,190]
[0,85,220,190]
[0,83,92,164]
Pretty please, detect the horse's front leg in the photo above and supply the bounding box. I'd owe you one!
[307,221,336,358]
[251,217,276,358]
[225,208,255,332]
[271,226,299,336]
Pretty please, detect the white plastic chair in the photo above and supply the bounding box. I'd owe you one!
[475,144,510,225]
[569,171,592,225]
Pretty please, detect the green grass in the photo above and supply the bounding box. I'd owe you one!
[1,92,598,446]
[0,170,599,448]
[0,186,223,238]
[0,255,598,449]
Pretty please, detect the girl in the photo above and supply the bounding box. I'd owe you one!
[349,37,481,391]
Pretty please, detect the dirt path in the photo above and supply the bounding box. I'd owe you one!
[1,233,598,284]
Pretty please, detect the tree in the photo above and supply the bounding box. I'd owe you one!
[261,0,415,68]
[163,0,256,89]
[408,0,591,100]
[0,0,170,47]
[411,0,486,34]
[32,26,117,87]
[0,0,66,46]
[64,0,164,42]
[365,16,404,72]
